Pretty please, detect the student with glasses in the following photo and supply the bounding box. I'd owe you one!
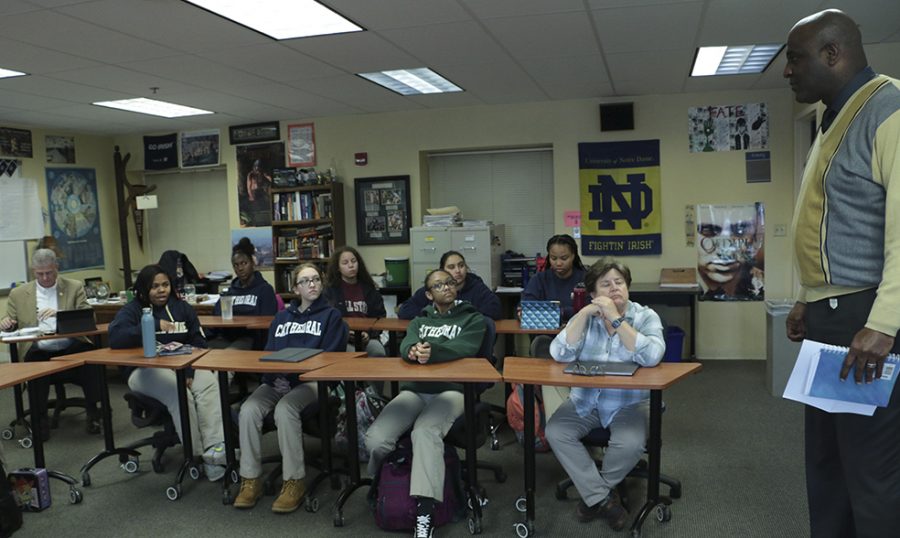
[399,250,501,320]
[365,269,486,537]
[544,259,664,531]
[233,263,347,513]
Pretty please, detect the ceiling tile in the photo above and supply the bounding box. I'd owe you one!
[326,0,470,30]
[605,50,693,85]
[378,20,510,68]
[592,2,704,54]
[46,65,202,96]
[701,0,820,45]
[0,36,101,74]
[286,75,416,114]
[0,87,78,110]
[819,0,900,42]
[461,0,585,19]
[0,75,130,103]
[197,44,343,82]
[482,12,599,59]
[437,61,547,103]
[284,31,420,73]
[122,55,272,89]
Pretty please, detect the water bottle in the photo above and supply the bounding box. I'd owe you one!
[141,307,157,358]
[572,284,587,313]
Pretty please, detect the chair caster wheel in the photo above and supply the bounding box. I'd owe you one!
[515,496,527,513]
[222,492,234,505]
[166,485,182,501]
[19,436,32,449]
[81,473,91,487]
[554,486,567,500]
[305,496,319,513]
[1,429,13,440]
[122,459,139,474]
[229,469,240,485]
[656,503,672,522]
[467,515,482,535]
[514,522,531,538]
[333,513,344,527]
[69,488,83,504]
[631,529,642,538]
[189,465,201,480]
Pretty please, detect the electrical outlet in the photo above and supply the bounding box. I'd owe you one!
[774,224,787,237]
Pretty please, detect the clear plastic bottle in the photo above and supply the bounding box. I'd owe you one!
[141,307,156,358]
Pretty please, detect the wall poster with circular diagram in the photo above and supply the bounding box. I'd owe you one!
[45,168,105,271]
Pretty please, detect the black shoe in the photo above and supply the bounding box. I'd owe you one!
[413,512,434,538]
[85,415,101,435]
[576,491,628,530]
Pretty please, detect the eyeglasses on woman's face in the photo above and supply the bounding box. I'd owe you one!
[295,276,322,288]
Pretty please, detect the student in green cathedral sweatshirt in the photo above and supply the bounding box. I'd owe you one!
[364,269,486,538]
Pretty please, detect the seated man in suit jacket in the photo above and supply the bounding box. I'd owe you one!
[0,248,101,438]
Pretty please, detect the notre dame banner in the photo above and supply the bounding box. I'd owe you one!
[578,140,661,256]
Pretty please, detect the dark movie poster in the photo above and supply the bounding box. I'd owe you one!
[144,133,178,170]
[237,142,284,227]
[0,127,33,159]
[45,168,105,271]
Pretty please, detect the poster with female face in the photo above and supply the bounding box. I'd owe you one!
[695,202,765,301]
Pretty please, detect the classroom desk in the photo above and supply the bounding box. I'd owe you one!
[196,315,274,329]
[628,283,699,359]
[502,357,701,538]
[91,301,215,324]
[190,349,366,505]
[300,357,502,532]
[0,360,87,504]
[56,347,207,501]
[372,317,410,356]
[2,324,109,447]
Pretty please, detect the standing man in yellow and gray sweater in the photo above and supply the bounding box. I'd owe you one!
[784,9,900,538]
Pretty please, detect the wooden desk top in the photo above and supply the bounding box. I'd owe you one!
[372,318,410,332]
[300,357,501,384]
[197,315,274,329]
[344,317,379,332]
[629,283,701,296]
[494,319,561,335]
[53,347,207,369]
[1,323,110,344]
[0,360,86,390]
[502,357,702,390]
[191,349,366,374]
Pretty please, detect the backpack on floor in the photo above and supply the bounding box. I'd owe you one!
[333,385,387,462]
[371,436,464,531]
[1,463,23,537]
[506,383,551,452]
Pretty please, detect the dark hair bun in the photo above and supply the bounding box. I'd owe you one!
[233,237,255,258]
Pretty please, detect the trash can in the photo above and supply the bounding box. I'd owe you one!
[663,326,685,362]
[766,299,802,396]
[384,257,409,287]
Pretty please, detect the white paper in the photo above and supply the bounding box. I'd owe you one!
[782,339,876,416]
[0,176,43,241]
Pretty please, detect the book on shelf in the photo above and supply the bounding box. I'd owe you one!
[274,224,334,260]
[272,190,333,222]
[659,267,699,288]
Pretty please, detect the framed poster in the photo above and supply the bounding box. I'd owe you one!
[180,129,220,168]
[355,175,411,245]
[0,127,33,158]
[228,121,280,145]
[45,168,105,271]
[287,123,316,167]
[236,142,284,227]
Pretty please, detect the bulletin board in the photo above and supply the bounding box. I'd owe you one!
[0,241,28,293]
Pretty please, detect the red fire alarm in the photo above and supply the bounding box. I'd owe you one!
[355,152,368,166]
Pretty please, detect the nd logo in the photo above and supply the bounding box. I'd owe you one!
[588,173,652,230]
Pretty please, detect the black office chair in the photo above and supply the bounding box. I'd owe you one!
[121,392,181,476]
[48,383,86,429]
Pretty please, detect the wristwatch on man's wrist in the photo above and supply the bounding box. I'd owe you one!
[611,316,627,329]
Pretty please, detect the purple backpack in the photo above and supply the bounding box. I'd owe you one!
[372,437,464,531]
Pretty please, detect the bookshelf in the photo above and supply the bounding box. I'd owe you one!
[271,182,344,295]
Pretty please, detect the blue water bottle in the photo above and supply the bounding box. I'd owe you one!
[141,307,157,358]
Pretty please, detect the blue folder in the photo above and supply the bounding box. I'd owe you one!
[807,348,899,407]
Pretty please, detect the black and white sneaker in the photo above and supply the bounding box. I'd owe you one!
[413,512,434,538]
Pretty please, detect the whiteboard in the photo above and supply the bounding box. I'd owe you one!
[0,241,28,291]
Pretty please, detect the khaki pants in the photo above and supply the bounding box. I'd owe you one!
[238,382,317,480]
[365,390,463,502]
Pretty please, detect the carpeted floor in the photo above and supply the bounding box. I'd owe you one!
[1,360,808,537]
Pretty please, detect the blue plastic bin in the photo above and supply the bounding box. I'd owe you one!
[663,326,685,362]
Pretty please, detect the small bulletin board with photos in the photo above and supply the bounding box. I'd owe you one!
[355,175,411,245]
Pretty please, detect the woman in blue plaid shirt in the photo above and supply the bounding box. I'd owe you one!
[545,259,665,531]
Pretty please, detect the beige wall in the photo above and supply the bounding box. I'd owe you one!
[112,87,796,360]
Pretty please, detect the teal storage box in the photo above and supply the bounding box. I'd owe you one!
[663,326,685,362]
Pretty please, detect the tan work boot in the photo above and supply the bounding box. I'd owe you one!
[271,479,306,514]
[233,477,263,509]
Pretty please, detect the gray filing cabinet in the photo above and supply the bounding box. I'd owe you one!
[410,225,505,290]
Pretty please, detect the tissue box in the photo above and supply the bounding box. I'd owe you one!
[8,468,51,511]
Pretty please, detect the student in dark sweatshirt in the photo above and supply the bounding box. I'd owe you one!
[521,234,587,420]
[210,237,278,349]
[365,269,486,537]
[399,250,501,320]
[233,263,347,514]
[108,264,225,481]
[323,245,386,356]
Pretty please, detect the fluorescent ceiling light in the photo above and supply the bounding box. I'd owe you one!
[0,67,27,79]
[691,44,783,76]
[92,98,214,118]
[183,0,362,39]
[358,68,463,96]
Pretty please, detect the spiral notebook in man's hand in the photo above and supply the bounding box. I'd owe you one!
[564,360,639,376]
[803,345,899,407]
[260,347,322,363]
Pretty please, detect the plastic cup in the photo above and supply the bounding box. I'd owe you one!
[220,296,234,320]
[183,284,196,303]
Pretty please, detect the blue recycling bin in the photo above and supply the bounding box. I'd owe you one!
[663,326,685,362]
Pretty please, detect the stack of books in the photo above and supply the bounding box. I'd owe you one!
[275,224,334,260]
[423,205,462,226]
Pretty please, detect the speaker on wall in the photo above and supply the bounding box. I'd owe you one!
[600,102,634,131]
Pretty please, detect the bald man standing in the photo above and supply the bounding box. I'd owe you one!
[784,9,900,538]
